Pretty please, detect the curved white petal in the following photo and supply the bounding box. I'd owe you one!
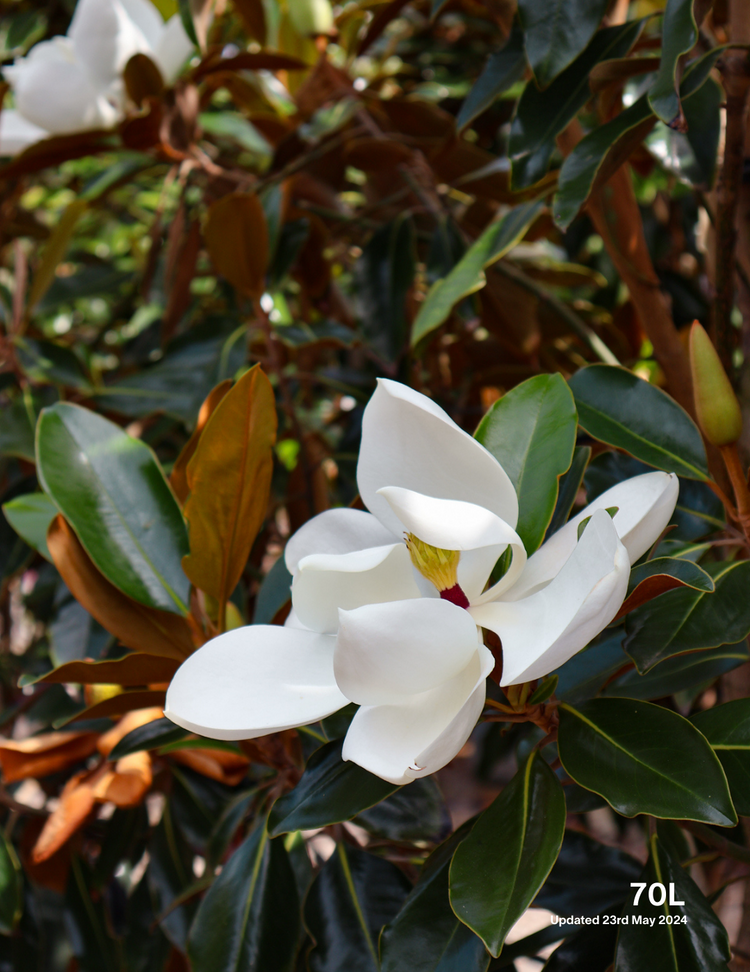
[471,510,629,685]
[0,109,47,155]
[285,507,396,576]
[507,471,678,601]
[10,38,118,134]
[153,14,195,82]
[164,625,346,740]
[334,598,480,705]
[341,646,493,785]
[358,379,518,536]
[292,543,420,634]
[377,486,527,602]
[69,0,151,88]
[120,0,165,50]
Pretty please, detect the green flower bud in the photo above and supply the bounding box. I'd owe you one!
[689,321,742,446]
[288,0,333,36]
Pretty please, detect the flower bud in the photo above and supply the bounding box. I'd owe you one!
[689,321,742,446]
[288,0,334,36]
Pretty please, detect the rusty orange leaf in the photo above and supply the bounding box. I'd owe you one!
[65,690,166,725]
[204,193,269,298]
[170,379,233,504]
[31,770,98,864]
[98,708,165,757]
[181,365,277,613]
[0,732,99,784]
[48,516,195,661]
[30,654,180,688]
[169,747,249,785]
[92,752,153,807]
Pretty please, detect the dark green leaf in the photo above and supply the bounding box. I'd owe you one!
[206,789,256,870]
[624,561,750,672]
[557,698,736,825]
[268,219,310,289]
[178,0,198,45]
[14,337,90,390]
[65,856,122,971]
[36,402,190,614]
[381,828,489,972]
[456,26,526,133]
[627,557,714,596]
[647,0,699,126]
[646,78,722,189]
[518,0,610,88]
[0,831,21,935]
[510,20,644,188]
[188,825,300,972]
[275,319,357,348]
[568,365,708,479]
[0,395,36,461]
[355,214,415,362]
[2,492,56,561]
[355,776,450,843]
[148,806,198,950]
[546,445,590,537]
[544,918,617,972]
[108,716,189,760]
[411,200,544,347]
[603,643,749,701]
[554,629,628,703]
[170,765,236,851]
[253,555,292,624]
[692,700,750,815]
[474,374,577,552]
[124,870,172,972]
[304,844,410,972]
[614,834,731,971]
[450,753,566,956]
[268,739,398,836]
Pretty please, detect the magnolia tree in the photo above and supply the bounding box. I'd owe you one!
[3,0,750,970]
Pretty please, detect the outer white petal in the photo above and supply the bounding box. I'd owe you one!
[285,507,396,576]
[507,471,678,601]
[120,0,164,50]
[164,625,347,740]
[334,598,480,705]
[152,14,195,82]
[471,510,629,685]
[377,486,527,602]
[357,379,518,536]
[342,646,493,785]
[293,543,420,634]
[0,109,48,155]
[10,38,118,134]
[69,0,150,88]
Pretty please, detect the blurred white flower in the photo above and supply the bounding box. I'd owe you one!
[165,380,679,785]
[0,0,193,155]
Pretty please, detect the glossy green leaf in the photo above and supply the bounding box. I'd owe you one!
[627,557,714,596]
[148,806,199,949]
[253,554,292,624]
[456,25,525,133]
[547,445,590,537]
[170,765,237,852]
[0,395,36,462]
[2,491,56,561]
[614,834,731,971]
[604,643,749,702]
[450,753,566,957]
[14,337,90,390]
[474,374,577,552]
[36,402,190,614]
[268,740,398,836]
[646,78,722,189]
[554,629,628,703]
[568,365,708,479]
[355,776,450,843]
[553,49,723,229]
[305,843,411,972]
[355,214,415,362]
[510,20,644,188]
[65,855,122,971]
[0,831,21,935]
[188,825,300,972]
[545,920,617,972]
[517,0,610,87]
[381,829,489,972]
[692,700,750,815]
[557,698,736,825]
[647,0,699,126]
[108,716,189,760]
[624,561,750,672]
[411,200,544,347]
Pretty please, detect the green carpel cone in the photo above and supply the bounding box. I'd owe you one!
[689,320,743,446]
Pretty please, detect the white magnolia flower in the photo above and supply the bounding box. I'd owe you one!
[0,0,193,156]
[165,380,679,785]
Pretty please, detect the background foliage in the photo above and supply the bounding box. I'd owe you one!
[2,0,750,969]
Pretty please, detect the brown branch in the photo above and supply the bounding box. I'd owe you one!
[681,821,750,865]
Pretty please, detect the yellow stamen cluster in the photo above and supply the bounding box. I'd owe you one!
[405,533,460,592]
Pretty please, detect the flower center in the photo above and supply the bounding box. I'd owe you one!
[404,533,470,608]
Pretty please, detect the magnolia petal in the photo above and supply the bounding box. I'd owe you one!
[358,379,518,537]
[285,508,396,576]
[507,471,678,601]
[472,510,629,685]
[120,0,165,50]
[153,14,195,82]
[334,598,480,705]
[70,0,153,88]
[164,626,346,740]
[0,109,47,155]
[10,38,118,134]
[293,543,420,634]
[341,646,493,785]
